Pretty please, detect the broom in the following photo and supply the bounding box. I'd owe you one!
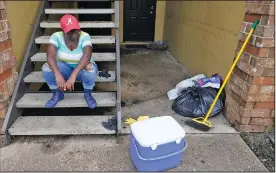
[185,20,259,131]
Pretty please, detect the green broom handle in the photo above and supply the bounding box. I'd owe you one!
[203,20,259,123]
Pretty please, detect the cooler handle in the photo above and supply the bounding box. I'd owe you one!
[132,139,187,161]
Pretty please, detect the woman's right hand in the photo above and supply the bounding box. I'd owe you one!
[55,73,66,91]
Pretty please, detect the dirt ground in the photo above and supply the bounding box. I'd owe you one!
[241,132,275,172]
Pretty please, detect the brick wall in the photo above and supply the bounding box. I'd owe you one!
[0,1,17,119]
[225,1,275,132]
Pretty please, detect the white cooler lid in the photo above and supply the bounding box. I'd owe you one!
[130,116,186,149]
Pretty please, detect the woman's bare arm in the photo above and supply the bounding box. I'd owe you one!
[72,46,92,76]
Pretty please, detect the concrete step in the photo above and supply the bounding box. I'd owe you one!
[9,116,116,135]
[30,53,116,62]
[35,36,115,44]
[24,71,116,83]
[40,21,116,28]
[16,92,116,108]
[45,8,115,14]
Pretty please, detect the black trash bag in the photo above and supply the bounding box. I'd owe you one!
[172,86,225,118]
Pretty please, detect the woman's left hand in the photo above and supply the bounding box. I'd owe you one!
[65,74,76,91]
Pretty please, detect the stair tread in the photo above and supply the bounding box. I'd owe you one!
[16,92,116,108]
[40,21,116,28]
[24,71,116,83]
[35,36,115,44]
[45,8,115,14]
[31,52,116,62]
[9,115,116,135]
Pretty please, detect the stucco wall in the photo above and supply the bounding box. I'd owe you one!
[6,1,40,70]
[164,1,246,78]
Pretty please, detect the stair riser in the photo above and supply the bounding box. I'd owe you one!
[35,36,115,44]
[24,71,116,83]
[31,53,116,62]
[40,22,116,28]
[45,9,115,14]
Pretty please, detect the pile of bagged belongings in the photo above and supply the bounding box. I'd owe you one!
[168,73,226,118]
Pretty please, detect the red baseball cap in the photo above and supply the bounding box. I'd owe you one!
[60,14,80,33]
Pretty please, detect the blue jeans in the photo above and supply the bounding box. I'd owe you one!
[42,61,98,90]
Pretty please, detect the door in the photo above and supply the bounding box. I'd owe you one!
[78,1,112,36]
[124,0,156,42]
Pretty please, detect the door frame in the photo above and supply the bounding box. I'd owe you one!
[123,0,157,42]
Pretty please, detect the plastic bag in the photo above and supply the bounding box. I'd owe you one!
[167,74,206,100]
[172,86,226,118]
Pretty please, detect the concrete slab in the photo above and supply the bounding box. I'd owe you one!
[121,95,237,134]
[96,49,191,103]
[16,92,116,108]
[9,116,115,135]
[0,134,268,172]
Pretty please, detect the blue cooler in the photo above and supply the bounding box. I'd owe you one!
[130,116,187,172]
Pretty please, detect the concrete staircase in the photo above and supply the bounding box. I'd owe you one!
[1,0,121,144]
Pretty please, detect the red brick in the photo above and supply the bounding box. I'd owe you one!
[248,76,274,85]
[239,107,271,117]
[0,99,8,111]
[243,92,274,102]
[0,68,11,81]
[0,39,12,53]
[238,41,270,57]
[245,3,274,15]
[6,75,15,96]
[3,48,12,61]
[0,107,7,118]
[236,51,252,63]
[0,63,3,74]
[262,68,274,77]
[0,31,7,43]
[229,82,242,96]
[233,67,249,81]
[244,14,262,23]
[0,9,7,20]
[234,122,265,132]
[1,21,9,31]
[268,47,274,58]
[2,59,13,72]
[238,32,256,46]
[271,110,275,117]
[228,89,256,109]
[2,39,11,51]
[259,85,274,94]
[240,23,247,32]
[260,15,275,26]
[255,37,274,48]
[0,1,5,10]
[245,24,274,37]
[241,117,251,124]
[251,117,274,125]
[237,60,264,76]
[255,102,275,109]
[225,95,239,110]
[7,30,11,39]
[225,105,239,124]
[238,32,274,48]
[250,57,274,68]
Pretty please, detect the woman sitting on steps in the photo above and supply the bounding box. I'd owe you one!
[42,14,98,109]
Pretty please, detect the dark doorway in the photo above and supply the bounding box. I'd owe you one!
[78,1,112,36]
[124,0,156,42]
